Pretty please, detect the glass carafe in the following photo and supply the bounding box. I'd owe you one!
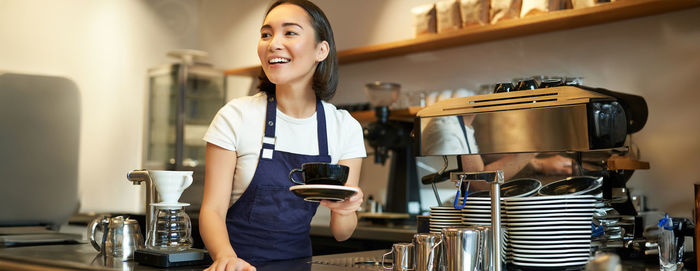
[147,205,192,251]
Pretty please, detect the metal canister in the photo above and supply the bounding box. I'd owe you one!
[413,233,442,271]
[382,243,415,271]
[441,227,481,271]
[476,225,506,271]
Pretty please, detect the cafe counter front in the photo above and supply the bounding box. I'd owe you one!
[0,243,667,271]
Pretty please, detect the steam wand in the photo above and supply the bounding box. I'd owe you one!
[450,170,504,271]
[126,170,158,231]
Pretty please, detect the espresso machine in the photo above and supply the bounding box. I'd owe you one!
[414,84,650,270]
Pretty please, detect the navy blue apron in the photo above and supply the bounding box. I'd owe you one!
[457,116,472,154]
[225,93,330,262]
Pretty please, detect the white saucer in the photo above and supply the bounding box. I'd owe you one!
[505,204,595,210]
[507,230,592,236]
[512,260,589,268]
[506,212,594,218]
[509,243,591,249]
[505,195,596,201]
[509,238,591,245]
[505,209,594,214]
[504,216,592,222]
[289,184,359,202]
[151,202,190,208]
[510,248,591,254]
[506,235,592,240]
[512,256,591,263]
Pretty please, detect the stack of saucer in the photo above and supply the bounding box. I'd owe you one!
[429,206,463,234]
[502,195,595,269]
[459,196,505,226]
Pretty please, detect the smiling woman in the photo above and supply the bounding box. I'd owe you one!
[198,1,366,270]
[256,0,338,102]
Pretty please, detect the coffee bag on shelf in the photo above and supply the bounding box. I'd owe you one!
[460,0,490,26]
[437,0,462,33]
[572,0,596,9]
[520,0,570,17]
[491,0,522,23]
[412,4,437,36]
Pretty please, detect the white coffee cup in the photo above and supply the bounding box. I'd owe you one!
[149,170,193,204]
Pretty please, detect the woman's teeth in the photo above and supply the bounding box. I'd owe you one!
[269,58,290,64]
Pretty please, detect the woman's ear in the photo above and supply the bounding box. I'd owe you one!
[315,40,329,62]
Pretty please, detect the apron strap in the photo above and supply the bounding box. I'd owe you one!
[316,99,328,157]
[457,116,472,154]
[261,92,329,159]
[261,94,277,159]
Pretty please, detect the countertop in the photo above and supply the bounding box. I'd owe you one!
[0,244,389,271]
[0,243,669,271]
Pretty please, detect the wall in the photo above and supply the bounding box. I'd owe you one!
[200,0,700,219]
[0,0,199,214]
[1,0,698,220]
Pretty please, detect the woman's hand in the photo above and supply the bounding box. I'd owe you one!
[530,155,573,175]
[204,255,256,271]
[320,186,364,215]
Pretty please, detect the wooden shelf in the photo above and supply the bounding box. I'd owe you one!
[224,0,699,76]
[350,106,423,123]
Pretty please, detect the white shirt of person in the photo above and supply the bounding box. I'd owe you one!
[203,92,367,205]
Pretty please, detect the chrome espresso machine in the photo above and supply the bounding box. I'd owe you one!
[413,84,650,270]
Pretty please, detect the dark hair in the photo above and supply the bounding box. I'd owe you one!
[257,0,338,101]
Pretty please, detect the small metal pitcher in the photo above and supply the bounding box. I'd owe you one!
[414,233,442,271]
[87,216,144,261]
[382,243,415,271]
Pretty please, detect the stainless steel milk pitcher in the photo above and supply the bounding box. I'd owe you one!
[382,243,415,271]
[442,227,482,271]
[88,215,144,261]
[414,233,442,271]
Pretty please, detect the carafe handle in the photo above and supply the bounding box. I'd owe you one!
[87,216,108,253]
[381,247,394,270]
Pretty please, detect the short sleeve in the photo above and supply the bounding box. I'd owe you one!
[202,102,241,151]
[338,111,367,160]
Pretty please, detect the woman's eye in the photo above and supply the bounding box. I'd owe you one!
[285,31,298,36]
[261,33,271,38]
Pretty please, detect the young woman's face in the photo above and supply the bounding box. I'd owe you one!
[258,4,328,87]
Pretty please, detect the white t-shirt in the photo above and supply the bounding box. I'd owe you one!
[203,92,367,205]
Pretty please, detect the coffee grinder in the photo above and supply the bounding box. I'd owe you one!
[362,82,421,216]
[127,169,212,267]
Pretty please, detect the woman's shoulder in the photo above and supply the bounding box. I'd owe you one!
[321,101,361,127]
[224,92,267,110]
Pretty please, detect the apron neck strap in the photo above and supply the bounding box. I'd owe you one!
[263,92,329,156]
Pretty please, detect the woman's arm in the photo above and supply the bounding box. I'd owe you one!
[320,157,363,241]
[200,143,255,271]
[460,153,537,191]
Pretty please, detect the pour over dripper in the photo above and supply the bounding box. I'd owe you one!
[144,170,194,252]
[150,170,193,204]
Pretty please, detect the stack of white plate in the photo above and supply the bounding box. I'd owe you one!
[503,195,596,269]
[459,197,505,226]
[429,206,463,234]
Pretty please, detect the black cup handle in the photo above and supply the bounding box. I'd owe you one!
[289,168,305,185]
